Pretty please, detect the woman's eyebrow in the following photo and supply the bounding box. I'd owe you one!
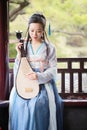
[30,29,42,31]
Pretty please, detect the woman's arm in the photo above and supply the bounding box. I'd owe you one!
[36,44,57,84]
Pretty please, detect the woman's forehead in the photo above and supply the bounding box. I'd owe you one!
[29,23,43,30]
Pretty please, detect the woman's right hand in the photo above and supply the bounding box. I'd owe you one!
[16,42,23,55]
[16,42,23,59]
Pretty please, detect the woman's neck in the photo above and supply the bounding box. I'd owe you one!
[30,40,43,54]
[31,39,42,45]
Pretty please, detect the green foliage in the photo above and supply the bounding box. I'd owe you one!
[9,0,87,58]
[9,43,16,58]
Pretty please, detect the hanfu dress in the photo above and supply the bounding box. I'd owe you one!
[9,42,63,130]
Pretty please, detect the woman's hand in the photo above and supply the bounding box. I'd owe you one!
[25,72,38,80]
[16,42,23,59]
[16,42,23,54]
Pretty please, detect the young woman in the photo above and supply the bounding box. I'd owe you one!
[9,13,63,130]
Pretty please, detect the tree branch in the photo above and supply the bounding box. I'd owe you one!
[9,1,30,21]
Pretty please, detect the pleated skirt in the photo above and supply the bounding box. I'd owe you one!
[9,80,63,130]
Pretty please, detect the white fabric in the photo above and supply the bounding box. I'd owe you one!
[45,83,57,130]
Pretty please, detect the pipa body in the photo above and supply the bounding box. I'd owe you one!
[16,45,39,99]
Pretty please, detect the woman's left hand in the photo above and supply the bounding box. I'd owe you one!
[25,72,37,80]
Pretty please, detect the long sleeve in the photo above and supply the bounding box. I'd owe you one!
[13,58,20,85]
[36,44,57,84]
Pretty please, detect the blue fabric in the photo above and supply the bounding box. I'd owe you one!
[9,81,63,130]
[9,68,63,130]
[9,84,49,130]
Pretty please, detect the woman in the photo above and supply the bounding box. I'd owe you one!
[9,13,63,130]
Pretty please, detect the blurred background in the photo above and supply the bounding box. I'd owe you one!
[9,0,87,59]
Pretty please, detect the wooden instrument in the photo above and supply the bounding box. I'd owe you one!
[16,44,39,99]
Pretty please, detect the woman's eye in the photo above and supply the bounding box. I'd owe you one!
[30,30,42,33]
[37,31,41,33]
[31,30,34,32]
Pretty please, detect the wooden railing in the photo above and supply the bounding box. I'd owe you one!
[57,58,87,99]
[9,58,87,100]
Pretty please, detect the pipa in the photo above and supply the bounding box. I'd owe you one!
[16,44,39,99]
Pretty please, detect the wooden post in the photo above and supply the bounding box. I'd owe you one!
[0,0,9,100]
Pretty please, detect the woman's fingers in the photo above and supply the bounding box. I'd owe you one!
[25,72,37,80]
[16,42,23,53]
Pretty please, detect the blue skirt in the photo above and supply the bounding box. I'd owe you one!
[9,80,63,130]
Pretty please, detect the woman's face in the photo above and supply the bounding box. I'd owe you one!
[29,23,44,42]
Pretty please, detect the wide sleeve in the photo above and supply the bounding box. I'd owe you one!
[13,58,20,85]
[36,44,57,84]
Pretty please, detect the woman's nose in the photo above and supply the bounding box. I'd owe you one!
[34,31,37,36]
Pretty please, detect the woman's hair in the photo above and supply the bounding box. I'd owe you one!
[29,13,46,30]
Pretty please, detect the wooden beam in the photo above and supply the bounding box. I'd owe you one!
[0,0,9,100]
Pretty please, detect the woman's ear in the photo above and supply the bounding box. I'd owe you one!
[41,31,45,40]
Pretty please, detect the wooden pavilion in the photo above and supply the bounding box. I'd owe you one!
[0,0,87,130]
